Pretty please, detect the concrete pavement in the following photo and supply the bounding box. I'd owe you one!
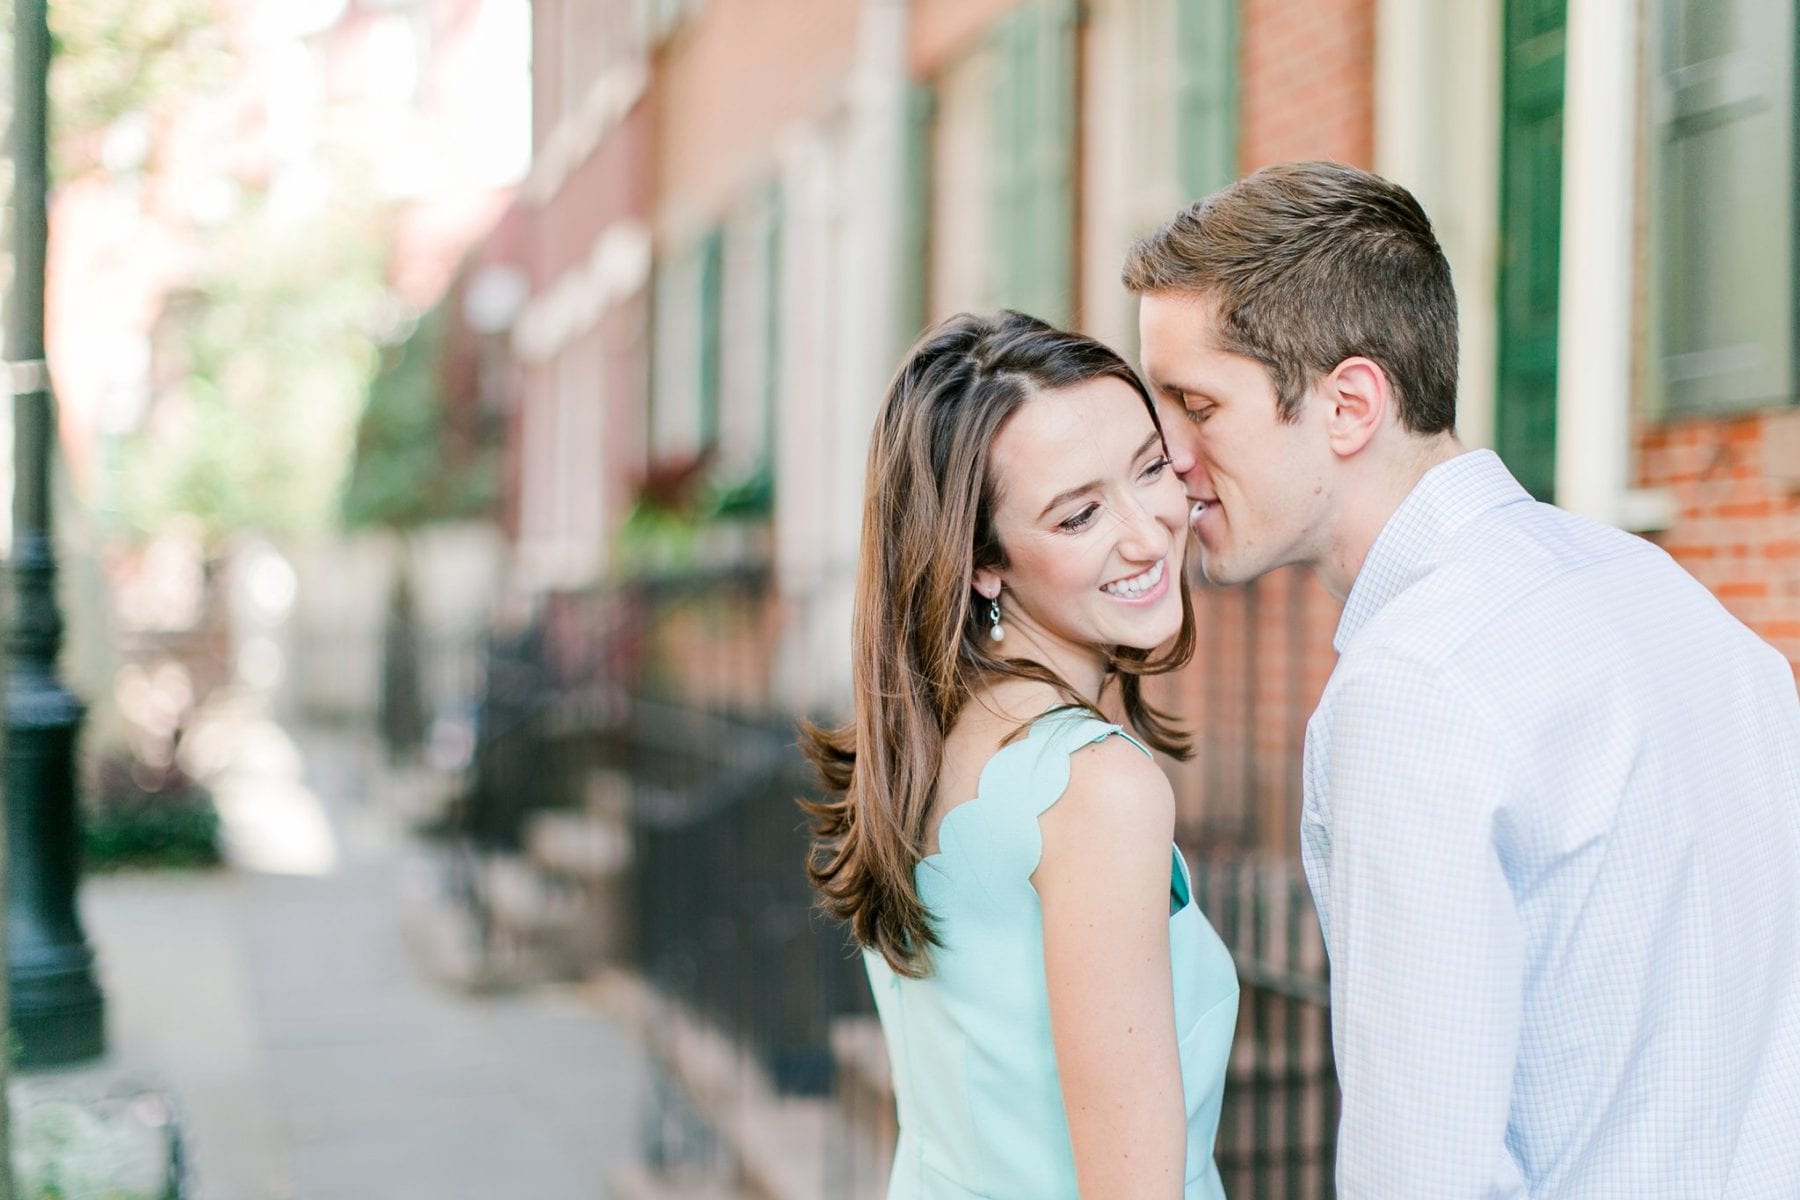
[77,721,652,1200]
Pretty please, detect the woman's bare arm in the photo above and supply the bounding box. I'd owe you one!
[1034,736,1186,1198]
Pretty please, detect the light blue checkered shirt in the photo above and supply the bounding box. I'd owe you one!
[1302,449,1800,1198]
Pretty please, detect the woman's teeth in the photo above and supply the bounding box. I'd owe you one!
[1102,558,1165,598]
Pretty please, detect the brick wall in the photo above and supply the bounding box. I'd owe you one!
[1639,410,1800,680]
[909,0,1028,77]
[534,103,652,289]
[1239,0,1375,172]
[518,18,652,572]
[653,0,860,225]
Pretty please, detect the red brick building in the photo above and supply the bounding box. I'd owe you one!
[493,4,1798,1192]
[511,0,1800,850]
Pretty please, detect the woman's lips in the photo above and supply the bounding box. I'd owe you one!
[1100,556,1172,605]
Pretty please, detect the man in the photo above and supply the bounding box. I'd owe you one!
[1125,160,1800,1197]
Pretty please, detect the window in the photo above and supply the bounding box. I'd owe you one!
[717,187,782,486]
[1652,0,1797,414]
[649,237,709,462]
[1081,0,1237,349]
[990,0,1080,326]
[928,0,1082,326]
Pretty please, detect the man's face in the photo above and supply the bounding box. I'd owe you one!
[1138,291,1335,587]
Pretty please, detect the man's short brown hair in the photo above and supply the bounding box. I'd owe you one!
[1123,160,1458,434]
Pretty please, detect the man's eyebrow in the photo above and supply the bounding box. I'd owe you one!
[1034,430,1163,521]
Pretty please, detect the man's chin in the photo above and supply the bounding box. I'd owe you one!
[1193,552,1245,588]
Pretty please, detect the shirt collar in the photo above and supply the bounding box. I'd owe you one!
[1333,449,1533,653]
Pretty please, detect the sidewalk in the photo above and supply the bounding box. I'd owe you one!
[78,720,651,1200]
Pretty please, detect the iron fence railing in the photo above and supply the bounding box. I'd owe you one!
[624,699,870,1095]
[417,561,1339,1197]
[1197,854,1338,1199]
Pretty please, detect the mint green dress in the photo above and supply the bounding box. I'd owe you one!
[864,710,1239,1198]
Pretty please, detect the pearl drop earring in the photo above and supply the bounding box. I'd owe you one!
[988,597,1004,643]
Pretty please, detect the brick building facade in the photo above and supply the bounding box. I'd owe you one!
[481,4,1799,1190]
[503,0,1800,845]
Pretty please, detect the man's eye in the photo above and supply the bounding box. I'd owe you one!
[1182,406,1211,425]
[1059,504,1098,532]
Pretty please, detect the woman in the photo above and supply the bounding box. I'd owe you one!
[803,312,1239,1198]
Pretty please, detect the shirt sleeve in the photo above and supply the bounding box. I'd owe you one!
[1321,653,1529,1199]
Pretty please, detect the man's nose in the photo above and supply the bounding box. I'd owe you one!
[1162,421,1205,491]
[1153,397,1201,477]
[1166,431,1197,478]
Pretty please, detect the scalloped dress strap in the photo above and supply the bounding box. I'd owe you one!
[1030,708,1154,775]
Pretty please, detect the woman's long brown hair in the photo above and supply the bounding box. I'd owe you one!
[800,311,1196,977]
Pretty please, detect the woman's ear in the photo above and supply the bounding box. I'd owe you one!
[971,568,1002,601]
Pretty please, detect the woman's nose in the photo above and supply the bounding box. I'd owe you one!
[1119,496,1173,560]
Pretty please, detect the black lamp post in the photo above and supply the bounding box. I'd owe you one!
[6,0,105,1068]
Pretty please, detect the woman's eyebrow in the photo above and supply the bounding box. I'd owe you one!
[1033,431,1161,520]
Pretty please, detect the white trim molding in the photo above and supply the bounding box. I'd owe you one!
[1374,0,1501,453]
[1555,0,1672,530]
[512,219,653,364]
[524,57,649,207]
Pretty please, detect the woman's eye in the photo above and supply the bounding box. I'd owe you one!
[1059,504,1099,532]
[1141,456,1171,480]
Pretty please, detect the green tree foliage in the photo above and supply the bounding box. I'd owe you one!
[28,0,496,546]
[340,303,501,531]
[48,0,228,179]
[111,198,390,542]
[36,0,399,545]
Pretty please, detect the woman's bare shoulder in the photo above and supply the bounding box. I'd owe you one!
[1051,732,1174,842]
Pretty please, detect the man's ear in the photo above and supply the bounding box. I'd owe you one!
[971,568,1002,601]
[1323,356,1390,458]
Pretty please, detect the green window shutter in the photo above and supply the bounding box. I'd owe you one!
[1177,0,1238,201]
[990,0,1077,326]
[1653,0,1796,414]
[1495,0,1566,501]
[698,227,724,449]
[900,82,935,352]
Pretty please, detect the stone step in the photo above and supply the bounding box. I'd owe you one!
[828,1016,895,1154]
[526,809,631,881]
[480,852,589,980]
[587,971,889,1200]
[608,1162,746,1200]
[523,809,633,962]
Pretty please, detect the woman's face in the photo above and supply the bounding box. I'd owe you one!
[973,375,1188,688]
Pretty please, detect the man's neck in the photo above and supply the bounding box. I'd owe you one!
[1317,435,1467,601]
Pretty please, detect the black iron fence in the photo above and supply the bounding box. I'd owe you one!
[625,699,870,1095]
[1197,855,1338,1198]
[426,563,1338,1197]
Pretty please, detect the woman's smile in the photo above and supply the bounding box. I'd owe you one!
[1100,556,1169,603]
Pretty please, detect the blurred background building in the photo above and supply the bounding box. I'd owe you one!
[13,0,1797,1196]
[407,0,1794,1195]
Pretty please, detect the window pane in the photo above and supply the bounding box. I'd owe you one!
[1655,0,1796,413]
